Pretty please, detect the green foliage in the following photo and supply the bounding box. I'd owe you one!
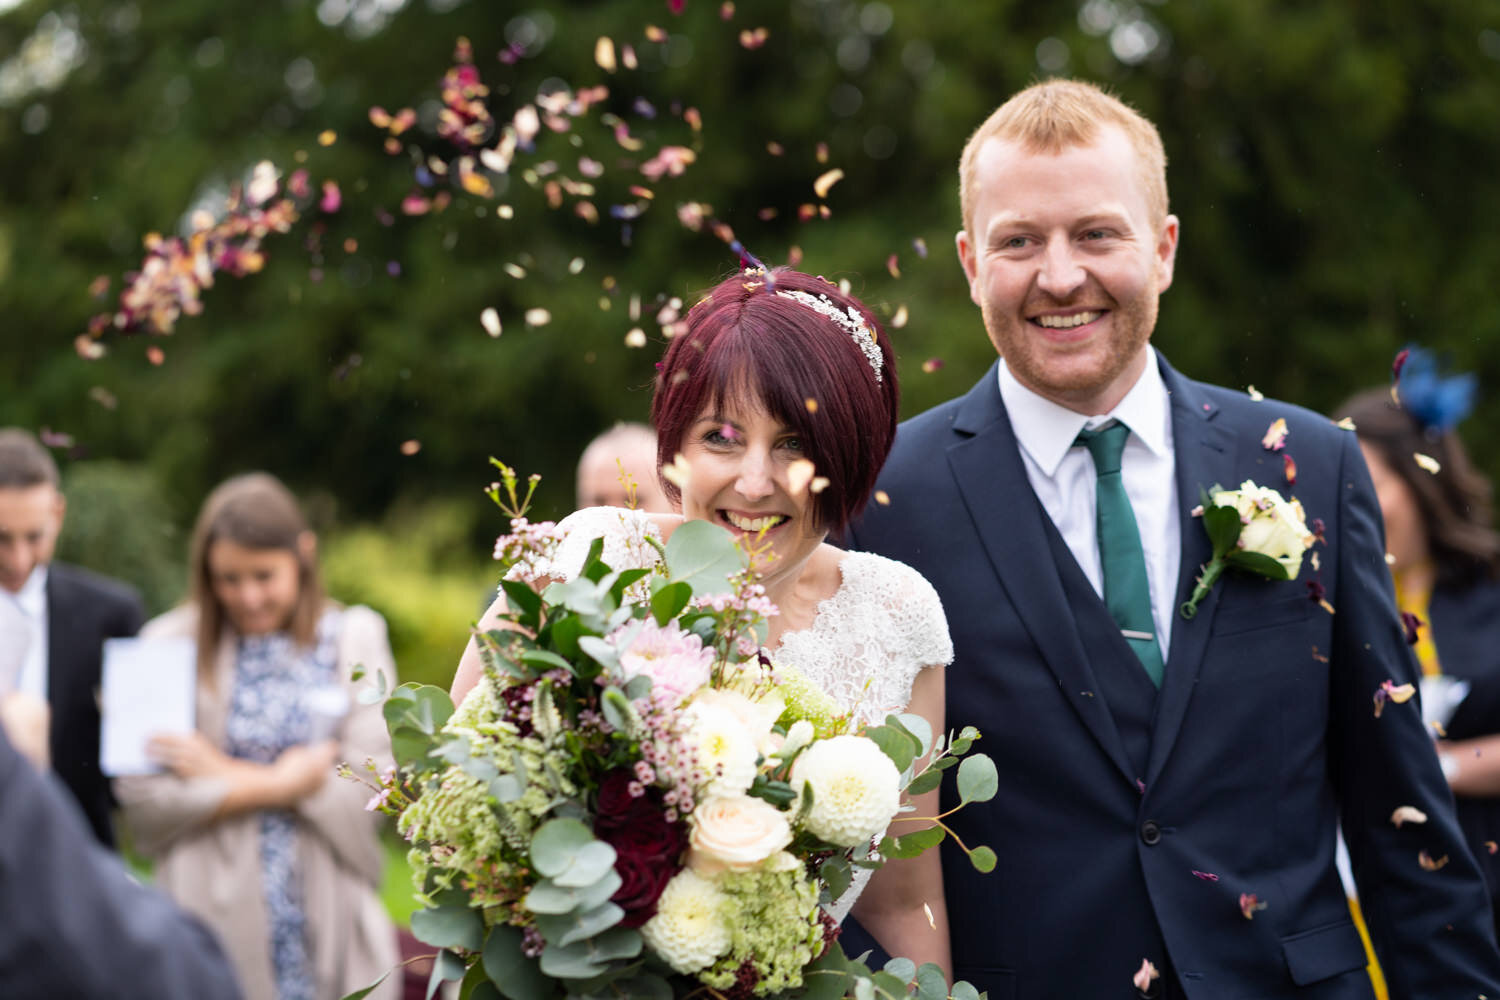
[54,460,186,616]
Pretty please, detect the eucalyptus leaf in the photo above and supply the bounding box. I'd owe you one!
[891,713,933,757]
[904,769,942,796]
[609,567,652,604]
[600,687,634,732]
[391,727,436,769]
[537,940,609,980]
[957,754,998,804]
[950,981,982,1000]
[608,974,671,1000]
[578,635,620,671]
[337,971,391,1000]
[870,971,908,998]
[460,756,498,784]
[663,519,746,597]
[882,958,916,982]
[426,950,468,1000]
[969,845,998,873]
[520,649,575,674]
[500,579,543,626]
[622,675,653,702]
[410,904,485,952]
[482,927,552,1000]
[579,536,608,582]
[865,725,919,774]
[525,869,623,915]
[821,854,853,902]
[530,819,616,887]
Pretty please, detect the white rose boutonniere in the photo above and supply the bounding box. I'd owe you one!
[1181,480,1317,619]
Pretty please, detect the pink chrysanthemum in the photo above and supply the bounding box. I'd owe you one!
[612,619,714,707]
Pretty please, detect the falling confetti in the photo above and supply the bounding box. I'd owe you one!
[1190,870,1219,881]
[787,458,816,495]
[1132,959,1159,993]
[912,237,928,258]
[1335,416,1357,431]
[1261,418,1288,451]
[809,476,830,494]
[480,308,502,338]
[886,254,901,279]
[921,358,944,374]
[874,490,891,506]
[1283,453,1297,486]
[1414,453,1442,475]
[317,129,337,146]
[1391,806,1428,828]
[813,168,844,200]
[1391,347,1410,404]
[922,902,935,930]
[661,452,692,490]
[1418,849,1449,872]
[624,328,647,348]
[1239,893,1267,919]
[738,27,769,49]
[594,37,617,73]
[400,439,422,455]
[1373,680,1417,718]
[804,397,818,413]
[524,308,552,327]
[1246,385,1264,401]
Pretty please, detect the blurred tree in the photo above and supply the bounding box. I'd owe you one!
[2,0,1498,548]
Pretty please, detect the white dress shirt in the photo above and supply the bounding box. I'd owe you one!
[1,565,49,698]
[999,351,1181,655]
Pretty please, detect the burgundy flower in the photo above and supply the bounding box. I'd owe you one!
[609,849,680,928]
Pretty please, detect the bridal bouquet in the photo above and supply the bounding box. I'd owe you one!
[348,466,993,1000]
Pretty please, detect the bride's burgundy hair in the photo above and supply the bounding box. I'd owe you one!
[651,268,898,533]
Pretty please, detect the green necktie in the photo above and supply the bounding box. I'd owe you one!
[1075,422,1165,688]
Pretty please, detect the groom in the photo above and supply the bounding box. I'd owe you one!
[848,80,1500,996]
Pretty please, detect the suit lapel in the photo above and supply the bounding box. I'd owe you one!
[44,567,79,708]
[946,366,1139,787]
[1146,363,1240,785]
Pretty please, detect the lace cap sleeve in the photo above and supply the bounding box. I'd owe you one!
[528,506,664,583]
[870,554,954,671]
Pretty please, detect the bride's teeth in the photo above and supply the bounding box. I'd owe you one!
[1036,311,1102,329]
[726,512,783,531]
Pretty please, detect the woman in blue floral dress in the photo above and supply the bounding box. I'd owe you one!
[117,473,399,1000]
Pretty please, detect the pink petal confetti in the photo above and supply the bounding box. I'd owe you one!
[1132,958,1159,993]
[739,27,769,48]
[38,427,74,448]
[1282,453,1297,486]
[579,156,604,178]
[645,24,667,42]
[1390,806,1428,828]
[1372,679,1416,718]
[766,141,784,156]
[87,274,111,300]
[1391,347,1410,404]
[720,1,735,16]
[1239,893,1267,919]
[1191,870,1219,881]
[146,345,165,366]
[288,169,311,199]
[684,107,702,131]
[816,142,829,164]
[668,0,684,14]
[1400,610,1423,646]
[400,439,421,456]
[1247,385,1264,401]
[1487,841,1498,855]
[921,358,945,374]
[319,180,341,213]
[1261,417,1288,451]
[1418,849,1449,871]
[621,44,638,70]
[887,254,901,279]
[641,145,696,181]
[401,191,432,215]
[89,386,118,410]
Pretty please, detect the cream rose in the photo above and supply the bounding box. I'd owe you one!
[1213,481,1315,577]
[690,687,783,754]
[687,794,794,874]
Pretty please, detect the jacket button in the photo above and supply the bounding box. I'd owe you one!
[1140,820,1162,846]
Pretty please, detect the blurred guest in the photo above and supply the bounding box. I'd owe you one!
[575,421,674,512]
[0,720,243,999]
[0,428,144,845]
[0,598,49,769]
[1341,357,1500,933]
[116,473,399,1000]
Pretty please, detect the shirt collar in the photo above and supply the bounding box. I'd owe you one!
[8,564,48,618]
[998,347,1172,477]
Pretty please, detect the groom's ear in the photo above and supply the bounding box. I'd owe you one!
[1155,214,1180,294]
[955,228,981,307]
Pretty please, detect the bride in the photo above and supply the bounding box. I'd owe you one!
[450,267,953,973]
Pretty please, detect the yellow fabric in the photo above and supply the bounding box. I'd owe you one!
[1348,895,1390,1000]
[1393,568,1441,677]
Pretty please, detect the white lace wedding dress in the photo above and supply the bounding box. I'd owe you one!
[533,506,955,919]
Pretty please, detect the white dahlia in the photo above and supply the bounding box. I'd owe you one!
[790,734,901,847]
[682,701,759,796]
[640,868,733,973]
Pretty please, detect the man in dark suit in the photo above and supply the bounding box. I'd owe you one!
[0,429,143,846]
[847,79,1500,996]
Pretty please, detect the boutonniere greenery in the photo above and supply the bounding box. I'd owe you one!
[1181,481,1317,619]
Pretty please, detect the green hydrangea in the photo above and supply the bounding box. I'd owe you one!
[399,676,577,904]
[698,868,824,996]
[773,659,850,738]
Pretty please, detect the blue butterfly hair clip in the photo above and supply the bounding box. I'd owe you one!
[1395,345,1477,433]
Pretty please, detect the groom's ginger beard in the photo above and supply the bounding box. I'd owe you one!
[979,276,1158,413]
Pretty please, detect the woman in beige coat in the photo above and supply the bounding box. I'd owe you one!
[117,473,398,1000]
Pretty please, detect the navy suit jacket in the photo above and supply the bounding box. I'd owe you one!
[1422,577,1500,926]
[847,356,1500,998]
[0,723,241,997]
[45,561,144,847]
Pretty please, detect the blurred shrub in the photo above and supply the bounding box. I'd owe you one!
[321,499,496,690]
[55,461,186,616]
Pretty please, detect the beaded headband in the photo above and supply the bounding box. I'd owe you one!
[773,289,884,382]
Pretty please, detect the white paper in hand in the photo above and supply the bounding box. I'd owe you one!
[100,636,196,776]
